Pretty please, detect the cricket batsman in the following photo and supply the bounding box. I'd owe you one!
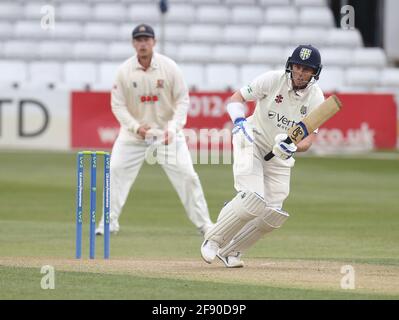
[201,45,325,268]
[95,24,214,237]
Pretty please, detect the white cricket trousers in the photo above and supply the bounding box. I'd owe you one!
[232,136,292,208]
[108,135,212,229]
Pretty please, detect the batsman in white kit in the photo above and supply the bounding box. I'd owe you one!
[96,24,213,236]
[201,45,325,268]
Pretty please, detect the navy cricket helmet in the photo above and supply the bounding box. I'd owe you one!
[285,44,322,80]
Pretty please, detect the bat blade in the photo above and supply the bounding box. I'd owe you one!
[264,95,342,161]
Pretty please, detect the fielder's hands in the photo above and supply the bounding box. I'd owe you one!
[232,118,254,144]
[137,124,151,139]
[142,127,175,146]
[272,133,297,160]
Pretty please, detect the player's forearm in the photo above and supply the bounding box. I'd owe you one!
[111,103,140,134]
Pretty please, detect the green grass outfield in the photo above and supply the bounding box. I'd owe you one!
[0,150,398,300]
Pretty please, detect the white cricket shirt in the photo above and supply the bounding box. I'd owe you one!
[111,52,189,140]
[240,70,325,153]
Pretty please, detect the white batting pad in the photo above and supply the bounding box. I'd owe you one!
[206,191,265,247]
[219,207,289,257]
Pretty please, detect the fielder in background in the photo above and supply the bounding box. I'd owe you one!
[201,44,324,268]
[96,23,213,236]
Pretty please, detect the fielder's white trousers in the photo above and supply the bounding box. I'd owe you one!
[108,134,212,229]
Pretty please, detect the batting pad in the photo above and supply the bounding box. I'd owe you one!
[219,207,289,257]
[206,191,265,248]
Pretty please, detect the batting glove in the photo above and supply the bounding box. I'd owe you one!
[232,118,254,144]
[272,133,297,160]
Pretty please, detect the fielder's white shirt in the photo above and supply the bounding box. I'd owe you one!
[240,70,325,153]
[111,52,189,141]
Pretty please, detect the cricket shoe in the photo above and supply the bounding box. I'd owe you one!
[95,219,120,236]
[198,223,215,237]
[200,239,219,264]
[216,252,244,268]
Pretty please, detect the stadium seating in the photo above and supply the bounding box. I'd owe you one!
[0,0,398,95]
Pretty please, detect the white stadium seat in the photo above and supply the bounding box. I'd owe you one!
[24,3,48,20]
[58,4,92,21]
[316,67,344,92]
[64,62,97,89]
[108,42,134,60]
[372,87,399,95]
[93,4,127,21]
[213,45,247,63]
[265,7,298,25]
[345,68,380,87]
[191,0,222,4]
[188,25,224,43]
[291,27,328,47]
[248,46,286,65]
[327,29,363,47]
[161,43,179,59]
[353,48,387,68]
[299,7,334,27]
[95,62,120,89]
[128,4,161,23]
[197,6,230,24]
[239,64,273,87]
[0,60,28,84]
[3,41,39,59]
[84,23,120,41]
[205,64,239,90]
[258,26,292,45]
[164,24,188,42]
[259,0,290,6]
[0,22,15,40]
[73,42,108,60]
[51,23,84,40]
[231,6,264,24]
[319,47,353,67]
[294,0,327,6]
[28,62,62,84]
[337,85,370,93]
[381,69,399,87]
[179,63,205,90]
[38,41,73,60]
[0,3,22,20]
[224,26,257,44]
[225,0,257,5]
[119,24,136,41]
[178,44,213,63]
[167,5,195,23]
[14,22,47,39]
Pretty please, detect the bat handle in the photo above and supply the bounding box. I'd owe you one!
[264,136,293,161]
[263,151,275,161]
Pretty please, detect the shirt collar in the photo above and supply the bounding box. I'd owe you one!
[133,53,159,70]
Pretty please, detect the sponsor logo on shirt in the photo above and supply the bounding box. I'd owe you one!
[140,95,159,103]
[267,111,297,130]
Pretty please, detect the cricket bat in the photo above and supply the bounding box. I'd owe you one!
[264,95,343,161]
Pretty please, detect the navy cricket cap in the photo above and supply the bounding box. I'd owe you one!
[132,24,155,39]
